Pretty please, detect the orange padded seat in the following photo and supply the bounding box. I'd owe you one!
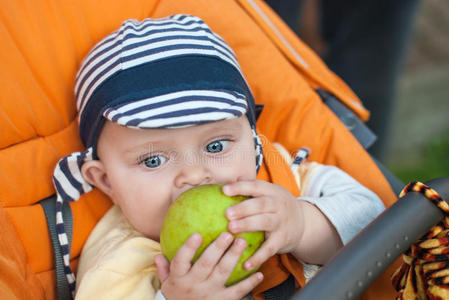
[0,1,396,299]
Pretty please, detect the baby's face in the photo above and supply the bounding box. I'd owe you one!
[95,116,257,240]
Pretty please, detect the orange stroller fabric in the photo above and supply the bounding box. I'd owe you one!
[0,0,397,299]
[0,205,45,300]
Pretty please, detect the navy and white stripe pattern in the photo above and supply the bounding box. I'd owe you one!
[52,15,264,295]
[75,14,257,148]
[52,148,93,296]
[103,89,248,129]
[290,147,310,174]
[253,128,263,171]
[75,14,241,118]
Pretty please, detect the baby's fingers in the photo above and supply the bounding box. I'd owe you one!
[243,239,279,271]
[225,271,264,299]
[155,254,170,282]
[223,180,271,198]
[226,197,277,221]
[209,237,247,284]
[190,232,234,279]
[228,213,278,234]
[170,233,202,277]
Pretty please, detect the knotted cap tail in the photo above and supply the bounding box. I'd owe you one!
[52,148,93,296]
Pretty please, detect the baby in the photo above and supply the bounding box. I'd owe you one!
[52,15,385,300]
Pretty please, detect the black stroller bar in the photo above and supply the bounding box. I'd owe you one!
[293,177,449,300]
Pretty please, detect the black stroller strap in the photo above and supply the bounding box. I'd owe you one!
[316,88,377,150]
[40,195,73,300]
[264,274,296,300]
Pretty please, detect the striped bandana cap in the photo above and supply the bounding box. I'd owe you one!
[52,14,263,295]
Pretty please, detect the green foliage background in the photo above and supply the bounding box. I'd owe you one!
[389,132,449,184]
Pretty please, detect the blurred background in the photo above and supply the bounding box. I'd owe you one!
[265,0,449,185]
[386,0,449,183]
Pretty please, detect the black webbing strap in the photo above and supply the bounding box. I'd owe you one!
[264,275,296,300]
[316,88,377,150]
[40,195,73,300]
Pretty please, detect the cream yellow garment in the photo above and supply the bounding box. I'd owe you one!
[75,205,161,299]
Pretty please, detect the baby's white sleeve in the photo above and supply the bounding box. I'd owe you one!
[155,290,166,300]
[298,164,385,245]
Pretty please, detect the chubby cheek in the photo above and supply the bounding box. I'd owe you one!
[112,180,172,240]
[126,208,165,240]
[228,150,257,181]
[242,157,258,179]
[213,158,257,183]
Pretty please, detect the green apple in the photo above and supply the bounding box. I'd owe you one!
[160,184,265,286]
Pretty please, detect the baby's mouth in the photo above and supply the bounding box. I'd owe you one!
[172,184,212,203]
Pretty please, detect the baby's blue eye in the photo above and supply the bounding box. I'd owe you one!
[143,155,166,168]
[206,140,229,153]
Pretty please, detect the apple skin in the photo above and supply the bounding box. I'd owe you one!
[160,184,265,286]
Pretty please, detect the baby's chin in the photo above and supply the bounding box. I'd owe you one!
[131,221,161,241]
[142,230,160,242]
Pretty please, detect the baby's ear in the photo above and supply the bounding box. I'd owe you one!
[81,160,113,197]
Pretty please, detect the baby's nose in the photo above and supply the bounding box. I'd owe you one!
[173,162,212,190]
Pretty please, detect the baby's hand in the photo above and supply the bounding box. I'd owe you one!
[154,232,263,300]
[223,180,306,270]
